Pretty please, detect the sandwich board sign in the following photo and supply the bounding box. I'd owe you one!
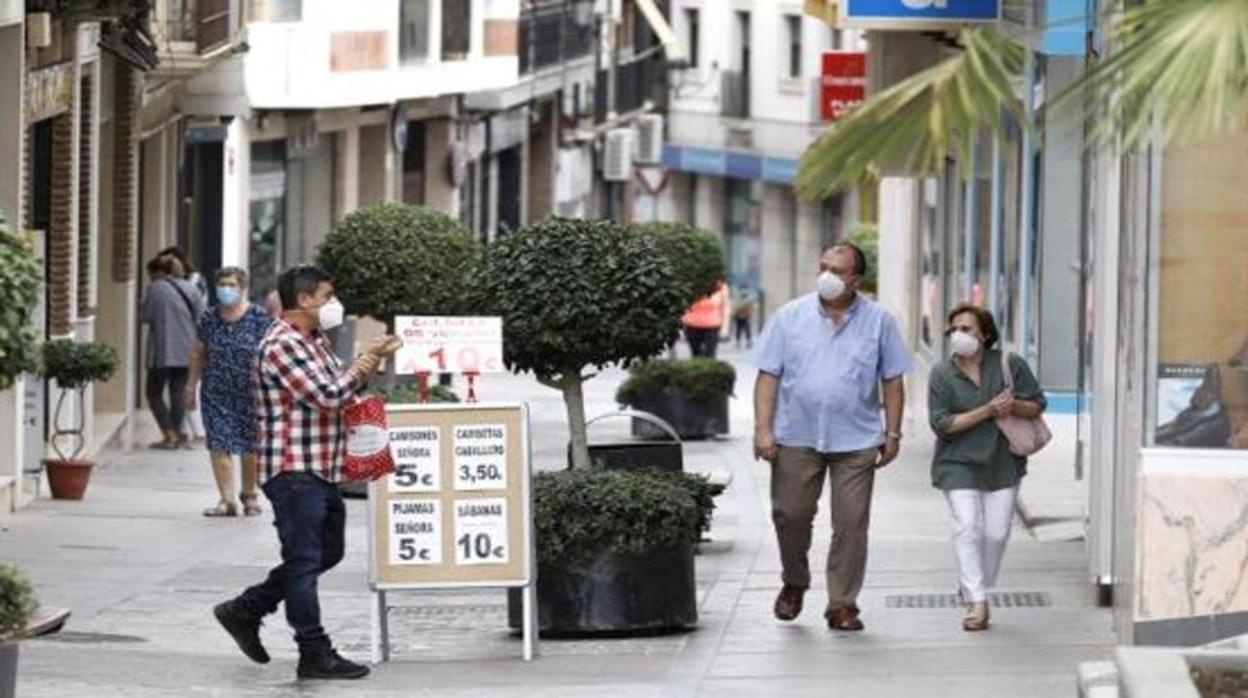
[367,402,536,662]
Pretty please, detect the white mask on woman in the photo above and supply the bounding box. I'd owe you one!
[949,330,981,357]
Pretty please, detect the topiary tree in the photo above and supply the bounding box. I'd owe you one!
[477,217,687,469]
[631,222,726,306]
[0,211,42,393]
[317,203,483,327]
[0,563,36,640]
[40,340,119,461]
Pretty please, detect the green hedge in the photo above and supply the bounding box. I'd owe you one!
[533,468,716,569]
[0,563,36,639]
[0,213,42,392]
[615,358,736,405]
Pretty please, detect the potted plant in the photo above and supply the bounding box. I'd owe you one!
[505,468,716,634]
[0,211,42,393]
[616,358,736,440]
[478,217,705,633]
[0,564,37,698]
[626,222,734,438]
[39,339,119,500]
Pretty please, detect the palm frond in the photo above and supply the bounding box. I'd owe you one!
[1052,0,1248,150]
[796,28,1025,201]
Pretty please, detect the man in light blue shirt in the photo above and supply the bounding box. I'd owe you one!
[752,243,910,632]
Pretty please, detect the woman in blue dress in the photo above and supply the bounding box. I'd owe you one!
[185,267,274,517]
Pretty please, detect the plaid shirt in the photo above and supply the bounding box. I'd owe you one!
[254,318,361,483]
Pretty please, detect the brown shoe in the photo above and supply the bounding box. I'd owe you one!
[773,585,806,621]
[825,605,865,631]
[962,601,989,632]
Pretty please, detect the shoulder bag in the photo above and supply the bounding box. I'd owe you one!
[995,351,1052,457]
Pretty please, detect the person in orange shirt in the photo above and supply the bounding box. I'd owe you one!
[684,281,729,358]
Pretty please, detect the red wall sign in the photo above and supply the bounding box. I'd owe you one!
[820,51,867,121]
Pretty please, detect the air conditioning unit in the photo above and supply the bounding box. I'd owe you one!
[602,128,634,182]
[634,114,664,165]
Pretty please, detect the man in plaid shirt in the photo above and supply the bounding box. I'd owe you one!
[213,264,396,681]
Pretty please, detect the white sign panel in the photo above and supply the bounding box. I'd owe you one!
[388,499,442,566]
[394,316,505,375]
[388,426,441,493]
[453,498,509,565]
[453,424,508,491]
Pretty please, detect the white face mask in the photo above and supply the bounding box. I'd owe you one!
[949,330,981,357]
[816,271,846,301]
[317,298,345,331]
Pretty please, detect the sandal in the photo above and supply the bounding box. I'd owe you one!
[240,492,263,517]
[203,501,238,517]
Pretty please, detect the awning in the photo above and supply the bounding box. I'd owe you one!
[634,0,687,66]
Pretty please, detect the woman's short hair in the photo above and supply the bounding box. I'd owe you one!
[946,303,1000,349]
[214,266,249,288]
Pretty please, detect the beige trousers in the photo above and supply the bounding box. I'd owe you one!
[771,445,878,610]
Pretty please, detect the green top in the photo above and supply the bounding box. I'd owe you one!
[927,349,1047,491]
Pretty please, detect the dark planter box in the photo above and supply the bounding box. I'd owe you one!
[579,442,683,472]
[508,543,697,635]
[629,390,729,441]
[0,642,15,698]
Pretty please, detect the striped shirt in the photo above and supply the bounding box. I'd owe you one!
[254,318,361,483]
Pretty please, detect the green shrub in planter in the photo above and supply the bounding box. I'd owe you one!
[0,212,42,393]
[533,468,716,569]
[630,222,726,306]
[0,564,36,640]
[317,203,483,326]
[476,217,686,469]
[616,358,736,405]
[41,340,119,390]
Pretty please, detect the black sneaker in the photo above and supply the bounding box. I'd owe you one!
[297,646,370,680]
[213,601,270,664]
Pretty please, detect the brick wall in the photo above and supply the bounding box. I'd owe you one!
[48,109,75,336]
[111,65,138,284]
[77,73,93,318]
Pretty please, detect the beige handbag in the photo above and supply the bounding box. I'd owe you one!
[996,352,1052,457]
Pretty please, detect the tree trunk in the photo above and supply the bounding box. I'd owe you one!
[384,317,398,390]
[562,374,591,470]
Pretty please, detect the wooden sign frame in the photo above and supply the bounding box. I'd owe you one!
[366,402,537,662]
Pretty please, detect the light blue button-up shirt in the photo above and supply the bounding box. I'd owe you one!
[753,293,911,453]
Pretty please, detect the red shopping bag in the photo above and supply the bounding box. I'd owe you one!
[343,395,396,482]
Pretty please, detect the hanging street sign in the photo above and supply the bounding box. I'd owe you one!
[820,51,867,121]
[843,0,1000,29]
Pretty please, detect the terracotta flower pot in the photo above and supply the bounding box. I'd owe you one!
[43,459,93,500]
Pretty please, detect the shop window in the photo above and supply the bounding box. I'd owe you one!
[1152,134,1248,450]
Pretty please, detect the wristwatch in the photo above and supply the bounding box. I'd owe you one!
[885,431,903,440]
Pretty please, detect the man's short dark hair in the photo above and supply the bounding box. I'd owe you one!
[278,264,333,311]
[822,242,868,278]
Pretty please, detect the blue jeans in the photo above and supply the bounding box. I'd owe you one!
[237,472,346,650]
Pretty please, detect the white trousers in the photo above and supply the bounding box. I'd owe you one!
[944,487,1018,603]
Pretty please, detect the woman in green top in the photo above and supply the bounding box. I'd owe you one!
[927,304,1046,632]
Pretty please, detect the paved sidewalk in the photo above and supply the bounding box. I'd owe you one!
[2,347,1114,697]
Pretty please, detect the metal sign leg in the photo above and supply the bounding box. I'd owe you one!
[522,583,539,661]
[371,590,390,664]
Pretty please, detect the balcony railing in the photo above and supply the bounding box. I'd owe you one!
[518,0,594,75]
[720,70,749,119]
[155,0,231,53]
[594,54,659,122]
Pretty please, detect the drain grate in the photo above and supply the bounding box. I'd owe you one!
[886,591,1052,609]
[37,631,148,644]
